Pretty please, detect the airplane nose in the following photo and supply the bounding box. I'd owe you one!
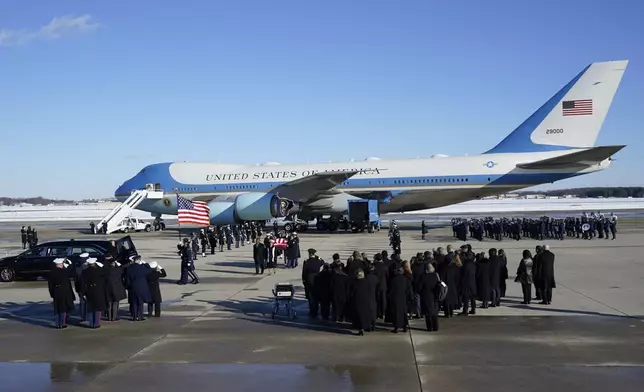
[114,184,127,201]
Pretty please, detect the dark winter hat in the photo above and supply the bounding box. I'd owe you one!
[308,248,317,254]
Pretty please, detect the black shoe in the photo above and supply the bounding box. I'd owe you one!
[391,329,398,334]
[358,330,364,336]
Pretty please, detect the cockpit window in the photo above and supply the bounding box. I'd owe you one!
[138,168,146,174]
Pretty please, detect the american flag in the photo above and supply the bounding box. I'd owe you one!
[273,238,287,249]
[177,195,210,226]
[562,99,593,116]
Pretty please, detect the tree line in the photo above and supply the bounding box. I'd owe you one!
[515,187,644,198]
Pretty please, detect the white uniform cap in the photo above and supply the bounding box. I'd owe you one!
[149,261,158,269]
[86,258,97,264]
[53,258,66,265]
[79,253,90,258]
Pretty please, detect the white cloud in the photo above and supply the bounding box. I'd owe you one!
[0,14,100,46]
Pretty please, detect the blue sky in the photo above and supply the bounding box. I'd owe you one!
[0,0,642,199]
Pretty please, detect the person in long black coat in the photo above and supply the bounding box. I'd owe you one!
[539,246,556,305]
[365,264,379,331]
[285,234,300,269]
[411,257,426,318]
[253,238,266,275]
[475,253,491,308]
[388,266,413,333]
[126,256,152,321]
[81,259,108,329]
[330,265,349,322]
[48,259,76,329]
[302,249,325,318]
[488,248,502,307]
[498,249,509,297]
[460,251,477,315]
[372,253,388,320]
[515,250,534,304]
[314,264,332,320]
[533,245,543,301]
[350,270,372,336]
[418,263,441,331]
[104,257,127,321]
[442,255,461,318]
[146,261,167,317]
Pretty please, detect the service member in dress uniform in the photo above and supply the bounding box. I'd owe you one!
[81,258,108,329]
[208,227,217,255]
[104,256,127,321]
[20,226,27,249]
[146,261,167,317]
[75,252,90,321]
[125,255,152,321]
[48,258,76,329]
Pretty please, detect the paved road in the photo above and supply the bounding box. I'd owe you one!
[1,225,643,391]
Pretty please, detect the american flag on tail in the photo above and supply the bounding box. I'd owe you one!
[562,99,593,116]
[177,195,210,226]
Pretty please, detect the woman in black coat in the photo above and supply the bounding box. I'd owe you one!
[81,259,108,329]
[330,265,349,322]
[418,263,441,332]
[350,270,373,336]
[388,266,413,333]
[460,252,477,315]
[104,257,127,321]
[48,259,76,329]
[442,255,462,318]
[146,261,167,317]
[498,249,509,298]
[365,263,379,331]
[515,250,534,304]
[475,253,491,308]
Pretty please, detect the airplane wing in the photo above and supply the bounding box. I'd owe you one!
[273,170,359,202]
[516,145,625,170]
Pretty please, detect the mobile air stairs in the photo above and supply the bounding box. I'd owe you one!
[97,184,164,234]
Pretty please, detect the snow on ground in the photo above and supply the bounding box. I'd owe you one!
[1,198,643,222]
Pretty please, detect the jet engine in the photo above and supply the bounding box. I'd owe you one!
[208,192,296,225]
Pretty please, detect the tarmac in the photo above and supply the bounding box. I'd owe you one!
[1,222,643,392]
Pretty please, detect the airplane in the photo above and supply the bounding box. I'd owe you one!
[114,60,629,229]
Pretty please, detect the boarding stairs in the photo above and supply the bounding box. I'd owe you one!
[97,186,164,234]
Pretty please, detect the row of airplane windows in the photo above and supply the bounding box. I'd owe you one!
[176,177,495,192]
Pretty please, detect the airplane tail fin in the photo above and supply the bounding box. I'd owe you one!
[485,60,628,154]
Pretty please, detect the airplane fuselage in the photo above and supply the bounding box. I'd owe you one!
[115,149,609,219]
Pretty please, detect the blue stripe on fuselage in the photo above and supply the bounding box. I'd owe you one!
[115,170,585,199]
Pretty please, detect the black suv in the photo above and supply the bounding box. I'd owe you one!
[0,236,138,282]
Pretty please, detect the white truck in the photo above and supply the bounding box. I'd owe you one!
[113,217,153,233]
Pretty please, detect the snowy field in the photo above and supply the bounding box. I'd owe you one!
[1,198,643,223]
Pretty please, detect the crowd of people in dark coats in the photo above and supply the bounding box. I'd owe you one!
[47,252,166,329]
[300,243,556,336]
